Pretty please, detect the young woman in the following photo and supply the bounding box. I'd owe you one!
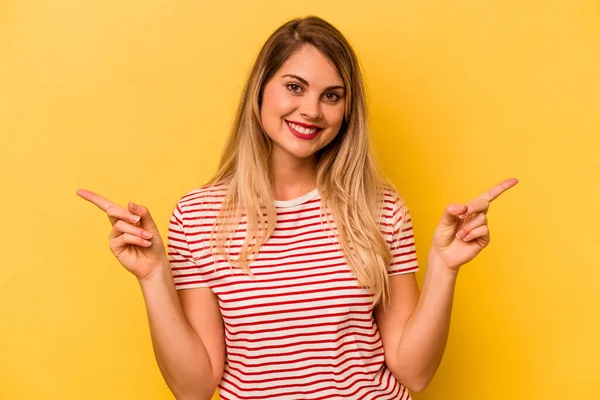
[77,16,517,400]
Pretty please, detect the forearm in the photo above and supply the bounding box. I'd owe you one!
[138,262,217,400]
[394,249,459,391]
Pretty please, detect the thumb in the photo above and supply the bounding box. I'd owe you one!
[439,203,467,228]
[128,201,158,232]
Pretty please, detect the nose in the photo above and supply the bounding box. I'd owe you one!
[299,94,322,121]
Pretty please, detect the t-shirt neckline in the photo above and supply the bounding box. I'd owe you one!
[274,187,320,208]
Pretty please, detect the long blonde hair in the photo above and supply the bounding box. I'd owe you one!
[207,16,407,309]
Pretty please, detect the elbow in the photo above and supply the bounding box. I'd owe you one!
[404,376,431,393]
[388,363,433,394]
[169,371,222,400]
[396,373,431,393]
[172,385,217,400]
[211,369,224,394]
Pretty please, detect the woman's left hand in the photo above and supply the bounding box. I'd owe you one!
[430,178,519,272]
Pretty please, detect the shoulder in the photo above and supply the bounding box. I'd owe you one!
[377,184,408,213]
[172,183,229,222]
[375,184,412,234]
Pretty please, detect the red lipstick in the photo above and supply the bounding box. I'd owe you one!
[285,120,324,141]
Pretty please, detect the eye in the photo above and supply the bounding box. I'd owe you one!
[285,83,303,93]
[323,92,341,103]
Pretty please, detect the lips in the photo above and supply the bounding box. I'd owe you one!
[285,120,324,140]
[285,120,323,134]
[287,120,322,129]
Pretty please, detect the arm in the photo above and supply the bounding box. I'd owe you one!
[374,249,457,392]
[375,179,518,392]
[138,262,225,400]
[74,189,226,399]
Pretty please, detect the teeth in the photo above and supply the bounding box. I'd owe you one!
[288,121,319,135]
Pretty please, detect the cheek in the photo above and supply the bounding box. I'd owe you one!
[262,85,295,123]
[324,104,345,130]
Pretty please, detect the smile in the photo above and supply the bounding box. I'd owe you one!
[285,120,324,140]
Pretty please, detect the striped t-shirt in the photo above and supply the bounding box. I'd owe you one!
[167,184,419,400]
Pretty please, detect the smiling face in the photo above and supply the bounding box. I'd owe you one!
[260,45,346,164]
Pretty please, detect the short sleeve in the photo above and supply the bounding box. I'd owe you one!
[386,195,420,276]
[167,201,211,290]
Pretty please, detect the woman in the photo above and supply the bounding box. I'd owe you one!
[77,16,517,400]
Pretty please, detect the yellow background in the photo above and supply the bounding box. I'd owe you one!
[1,0,598,399]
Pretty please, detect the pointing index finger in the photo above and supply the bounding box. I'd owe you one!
[481,178,519,202]
[76,188,116,212]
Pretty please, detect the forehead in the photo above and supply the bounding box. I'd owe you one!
[277,45,344,87]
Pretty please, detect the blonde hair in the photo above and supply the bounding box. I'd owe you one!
[207,16,407,310]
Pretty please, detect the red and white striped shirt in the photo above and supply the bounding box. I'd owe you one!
[167,184,419,400]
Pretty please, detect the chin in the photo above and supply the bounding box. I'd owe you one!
[285,147,320,160]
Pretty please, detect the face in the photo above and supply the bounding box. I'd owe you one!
[260,45,346,163]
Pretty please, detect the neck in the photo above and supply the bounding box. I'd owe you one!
[270,148,318,201]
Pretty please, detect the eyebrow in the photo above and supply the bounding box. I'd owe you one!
[282,74,345,91]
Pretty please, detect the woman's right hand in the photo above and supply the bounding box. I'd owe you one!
[76,189,168,281]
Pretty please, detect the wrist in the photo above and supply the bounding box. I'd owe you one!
[137,259,172,286]
[428,248,461,278]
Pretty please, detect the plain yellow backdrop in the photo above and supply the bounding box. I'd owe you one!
[1,0,598,399]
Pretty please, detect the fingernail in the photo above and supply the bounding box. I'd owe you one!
[456,231,465,239]
[130,214,141,223]
[142,231,153,239]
